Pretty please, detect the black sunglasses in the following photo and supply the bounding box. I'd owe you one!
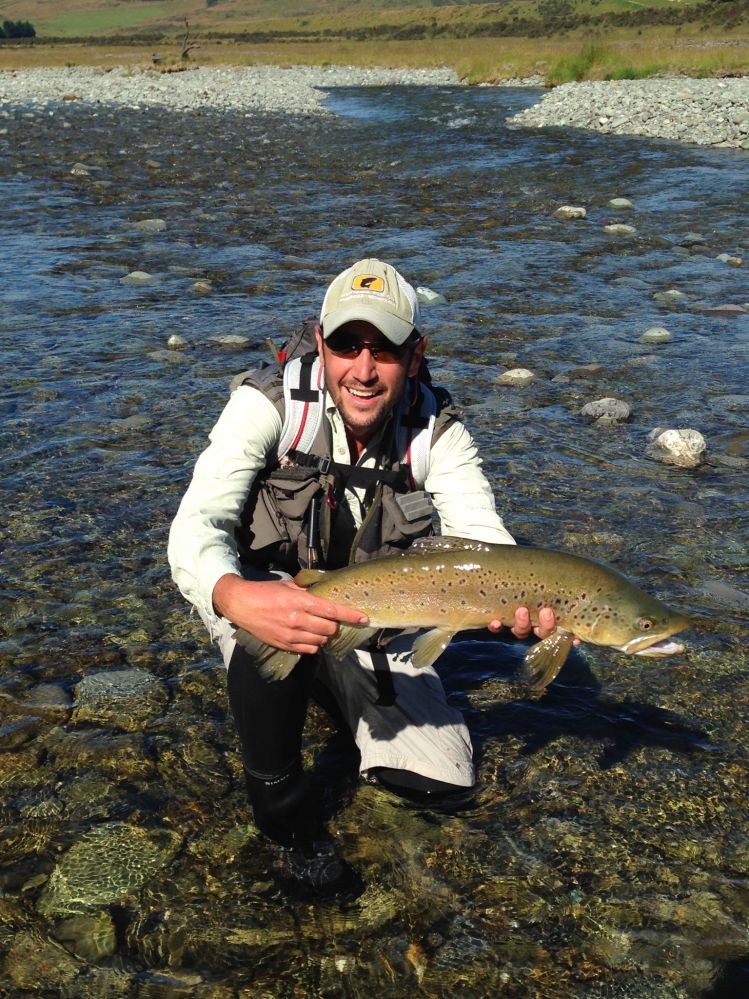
[325,333,420,364]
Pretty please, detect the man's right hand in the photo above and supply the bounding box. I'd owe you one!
[212,573,369,657]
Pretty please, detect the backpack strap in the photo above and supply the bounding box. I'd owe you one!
[396,379,443,490]
[277,352,325,459]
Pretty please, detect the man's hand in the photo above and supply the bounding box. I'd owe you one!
[488,605,575,642]
[212,573,369,657]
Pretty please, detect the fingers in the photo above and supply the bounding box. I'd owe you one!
[510,605,533,639]
[534,606,556,639]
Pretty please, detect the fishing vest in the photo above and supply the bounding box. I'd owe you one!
[236,351,455,574]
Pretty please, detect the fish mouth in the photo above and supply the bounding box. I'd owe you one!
[615,636,686,657]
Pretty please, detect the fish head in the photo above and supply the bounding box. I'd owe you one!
[581,586,689,658]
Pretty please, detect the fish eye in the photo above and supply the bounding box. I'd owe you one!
[637,617,654,631]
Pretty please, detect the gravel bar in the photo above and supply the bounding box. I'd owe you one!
[0,64,459,115]
[509,76,749,149]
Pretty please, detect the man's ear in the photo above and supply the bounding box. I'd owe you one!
[314,322,324,360]
[407,336,427,378]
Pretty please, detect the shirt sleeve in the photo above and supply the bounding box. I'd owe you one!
[425,418,516,546]
[167,385,282,635]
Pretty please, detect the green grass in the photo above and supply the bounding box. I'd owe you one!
[38,5,168,39]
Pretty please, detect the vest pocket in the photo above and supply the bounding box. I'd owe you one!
[380,489,434,544]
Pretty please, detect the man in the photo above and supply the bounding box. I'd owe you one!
[168,258,557,892]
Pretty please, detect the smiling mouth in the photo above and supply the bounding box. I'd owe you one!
[346,386,380,400]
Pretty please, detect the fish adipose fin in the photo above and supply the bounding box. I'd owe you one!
[411,628,457,670]
[232,628,301,682]
[521,628,575,698]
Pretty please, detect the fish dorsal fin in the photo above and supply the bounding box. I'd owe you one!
[408,535,493,556]
[295,569,328,587]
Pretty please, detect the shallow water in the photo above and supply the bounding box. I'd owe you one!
[1,85,748,997]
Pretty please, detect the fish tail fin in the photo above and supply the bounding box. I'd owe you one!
[232,628,300,682]
[326,625,378,661]
[520,629,575,698]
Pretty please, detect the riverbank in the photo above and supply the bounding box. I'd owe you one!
[509,76,749,149]
[2,64,748,150]
[0,64,460,115]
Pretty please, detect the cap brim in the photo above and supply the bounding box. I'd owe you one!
[322,304,414,345]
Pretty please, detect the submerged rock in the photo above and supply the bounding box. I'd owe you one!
[120,270,154,285]
[36,822,181,918]
[640,326,672,344]
[416,285,447,306]
[580,397,631,425]
[647,427,707,468]
[554,205,586,220]
[72,668,168,732]
[496,368,535,387]
[131,218,167,234]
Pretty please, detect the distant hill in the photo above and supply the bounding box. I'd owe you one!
[0,0,712,40]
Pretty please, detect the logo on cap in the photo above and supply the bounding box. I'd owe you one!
[352,275,385,293]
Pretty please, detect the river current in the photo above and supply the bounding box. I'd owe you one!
[1,84,748,997]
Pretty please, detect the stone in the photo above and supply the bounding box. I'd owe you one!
[120,270,154,285]
[72,668,168,732]
[192,279,213,294]
[603,223,637,235]
[580,397,631,424]
[640,326,672,344]
[716,254,743,266]
[132,218,167,233]
[496,368,535,387]
[608,197,633,209]
[702,303,747,316]
[416,285,447,306]
[653,288,688,306]
[209,334,251,347]
[554,205,586,220]
[647,428,707,468]
[167,334,187,349]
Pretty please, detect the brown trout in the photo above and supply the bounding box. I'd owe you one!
[233,536,688,694]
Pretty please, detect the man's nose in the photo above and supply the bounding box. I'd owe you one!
[351,348,378,381]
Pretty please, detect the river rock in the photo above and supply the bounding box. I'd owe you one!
[653,288,688,306]
[72,668,168,732]
[497,368,535,386]
[580,397,631,424]
[4,930,81,991]
[120,270,154,285]
[716,253,743,266]
[608,198,633,210]
[647,428,707,468]
[603,223,637,235]
[36,822,181,918]
[554,205,586,220]
[702,303,747,316]
[416,285,447,306]
[167,334,187,349]
[210,334,252,348]
[640,326,672,344]
[132,218,167,234]
[192,279,214,293]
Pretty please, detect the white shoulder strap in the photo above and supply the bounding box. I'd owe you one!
[277,355,326,459]
[396,382,438,489]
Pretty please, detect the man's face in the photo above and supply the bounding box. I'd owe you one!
[316,320,424,448]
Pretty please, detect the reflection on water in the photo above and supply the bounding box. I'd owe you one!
[1,85,748,996]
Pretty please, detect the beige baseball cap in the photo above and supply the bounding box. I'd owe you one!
[320,258,421,345]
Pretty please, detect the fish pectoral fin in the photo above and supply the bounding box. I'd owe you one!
[521,629,575,698]
[294,569,328,587]
[411,628,457,670]
[326,625,378,661]
[232,628,300,682]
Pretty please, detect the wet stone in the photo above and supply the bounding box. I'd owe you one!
[209,334,252,348]
[496,368,535,386]
[647,427,707,468]
[554,205,586,220]
[653,288,689,306]
[640,326,673,344]
[608,197,633,209]
[36,822,181,918]
[4,929,81,991]
[132,218,167,234]
[167,334,188,349]
[416,285,447,306]
[603,223,637,235]
[72,668,168,732]
[54,911,118,962]
[580,397,631,424]
[121,270,154,285]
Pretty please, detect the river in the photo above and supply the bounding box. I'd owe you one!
[1,83,748,997]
